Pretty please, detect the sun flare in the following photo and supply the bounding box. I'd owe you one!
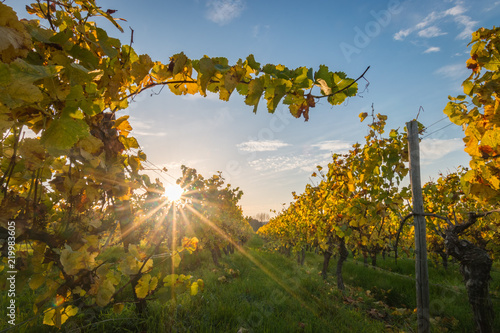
[164,184,184,202]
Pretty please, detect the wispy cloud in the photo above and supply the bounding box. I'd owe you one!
[434,63,468,80]
[418,26,447,38]
[444,5,467,16]
[484,1,500,12]
[394,29,411,41]
[421,138,463,163]
[133,131,167,137]
[311,140,352,154]
[237,140,290,152]
[424,46,440,53]
[128,117,168,137]
[245,140,353,173]
[248,154,329,173]
[393,3,478,41]
[206,0,245,25]
[454,15,478,40]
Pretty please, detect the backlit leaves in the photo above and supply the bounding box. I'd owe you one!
[0,4,31,62]
[96,279,115,307]
[43,305,78,328]
[135,274,158,299]
[0,1,360,328]
[259,115,409,260]
[444,27,500,204]
[41,116,90,151]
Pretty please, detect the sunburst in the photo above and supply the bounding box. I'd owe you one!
[164,183,184,202]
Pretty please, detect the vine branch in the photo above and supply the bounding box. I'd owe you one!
[311,65,371,99]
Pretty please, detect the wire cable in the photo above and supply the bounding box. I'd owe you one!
[421,123,455,139]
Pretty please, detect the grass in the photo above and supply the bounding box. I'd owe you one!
[2,235,499,332]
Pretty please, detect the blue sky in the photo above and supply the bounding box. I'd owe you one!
[8,0,500,218]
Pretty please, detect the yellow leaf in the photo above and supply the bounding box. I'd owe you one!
[190,281,199,296]
[163,274,178,287]
[172,252,181,268]
[29,274,45,290]
[113,303,125,314]
[43,308,56,326]
[114,115,132,137]
[197,279,204,292]
[64,305,78,317]
[182,237,199,253]
[135,274,158,299]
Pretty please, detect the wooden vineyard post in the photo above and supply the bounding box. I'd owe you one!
[407,120,430,333]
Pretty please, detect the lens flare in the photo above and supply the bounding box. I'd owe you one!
[164,184,184,202]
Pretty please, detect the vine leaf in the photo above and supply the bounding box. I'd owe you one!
[41,116,90,151]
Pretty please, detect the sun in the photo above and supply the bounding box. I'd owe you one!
[164,184,184,202]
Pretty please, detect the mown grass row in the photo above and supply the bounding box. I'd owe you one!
[2,235,499,332]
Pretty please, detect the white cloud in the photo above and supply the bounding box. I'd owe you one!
[133,131,167,137]
[246,141,353,173]
[237,140,290,152]
[415,11,440,30]
[418,26,447,38]
[454,15,478,40]
[394,2,477,42]
[434,63,468,80]
[248,154,328,173]
[444,5,467,16]
[484,1,500,11]
[311,140,352,154]
[127,117,168,137]
[420,138,463,162]
[424,46,441,53]
[394,28,411,41]
[206,0,245,25]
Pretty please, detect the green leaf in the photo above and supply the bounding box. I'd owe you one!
[314,65,332,86]
[246,54,260,72]
[245,77,264,113]
[96,28,119,58]
[68,44,99,70]
[10,58,61,83]
[462,80,474,95]
[172,52,188,75]
[96,280,115,306]
[41,116,89,151]
[266,82,287,112]
[0,63,12,86]
[197,57,216,94]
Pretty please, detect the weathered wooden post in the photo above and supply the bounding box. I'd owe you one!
[407,120,430,333]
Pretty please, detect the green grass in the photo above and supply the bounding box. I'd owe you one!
[2,235,499,332]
